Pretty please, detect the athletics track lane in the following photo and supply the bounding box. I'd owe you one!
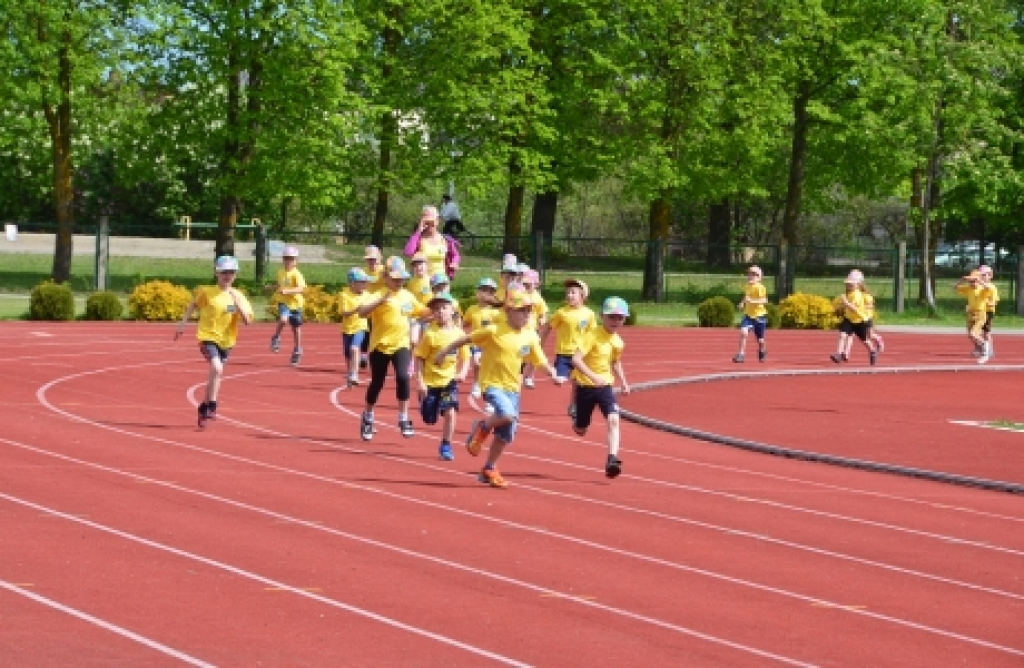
[2,321,1024,663]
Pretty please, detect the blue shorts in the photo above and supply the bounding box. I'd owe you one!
[740,315,767,340]
[574,385,618,431]
[420,380,459,425]
[277,303,303,327]
[483,387,520,443]
[198,341,231,363]
[343,330,367,352]
[554,354,574,379]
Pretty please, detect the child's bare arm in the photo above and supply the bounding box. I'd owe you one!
[433,335,471,366]
[174,301,197,340]
[357,292,391,318]
[571,350,605,386]
[613,360,630,394]
[414,357,428,394]
[229,289,253,325]
[455,356,470,383]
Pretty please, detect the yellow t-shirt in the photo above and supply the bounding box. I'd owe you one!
[571,327,624,387]
[956,284,988,315]
[368,289,431,354]
[366,265,386,292]
[194,286,253,349]
[407,275,433,306]
[414,324,470,388]
[863,293,876,321]
[417,236,448,276]
[547,305,597,355]
[841,290,868,324]
[470,322,548,393]
[985,284,999,313]
[274,267,306,310]
[464,303,500,331]
[743,282,767,318]
[337,288,369,335]
[528,292,548,330]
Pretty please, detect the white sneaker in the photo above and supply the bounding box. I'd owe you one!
[484,404,495,415]
[977,354,990,365]
[471,383,481,398]
[524,377,535,389]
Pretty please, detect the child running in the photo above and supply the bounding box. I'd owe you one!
[520,269,548,388]
[733,265,768,363]
[956,270,994,364]
[843,284,884,360]
[414,293,471,461]
[571,297,632,478]
[540,279,597,417]
[406,253,432,375]
[434,288,562,489]
[463,277,500,398]
[830,270,878,366]
[337,268,371,387]
[357,256,432,439]
[978,265,998,360]
[174,256,254,428]
[360,245,386,369]
[267,246,306,366]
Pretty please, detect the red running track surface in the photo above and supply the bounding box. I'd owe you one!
[0,321,1022,666]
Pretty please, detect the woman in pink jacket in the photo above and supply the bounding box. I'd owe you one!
[405,205,460,279]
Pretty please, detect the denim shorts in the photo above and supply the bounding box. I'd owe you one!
[553,354,574,379]
[343,330,367,352]
[420,380,459,425]
[483,387,520,443]
[277,303,303,327]
[740,315,767,339]
[198,341,231,363]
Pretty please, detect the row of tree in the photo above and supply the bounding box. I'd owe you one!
[1,0,1022,302]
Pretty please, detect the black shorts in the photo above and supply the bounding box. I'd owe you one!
[420,380,459,425]
[198,341,231,363]
[983,312,994,333]
[574,385,619,431]
[840,319,868,342]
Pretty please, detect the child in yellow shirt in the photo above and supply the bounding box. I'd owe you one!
[540,278,596,417]
[843,287,884,359]
[174,256,254,428]
[434,289,561,489]
[463,277,500,398]
[267,246,306,366]
[977,265,998,360]
[831,270,878,366]
[572,297,632,478]
[956,270,994,364]
[414,293,471,461]
[360,245,386,369]
[336,268,371,387]
[520,269,548,388]
[733,265,768,363]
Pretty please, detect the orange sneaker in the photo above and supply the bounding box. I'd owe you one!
[465,420,491,457]
[478,467,508,489]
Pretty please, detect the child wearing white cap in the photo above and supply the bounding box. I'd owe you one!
[831,270,878,365]
[540,278,596,417]
[267,245,307,366]
[175,256,254,428]
[733,265,768,363]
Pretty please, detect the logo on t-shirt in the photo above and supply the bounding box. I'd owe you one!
[400,301,413,315]
[577,319,590,331]
[518,344,531,357]
[226,304,237,314]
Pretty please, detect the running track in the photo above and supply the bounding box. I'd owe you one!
[1,322,1022,666]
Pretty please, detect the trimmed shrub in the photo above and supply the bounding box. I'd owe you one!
[128,280,192,321]
[780,293,839,330]
[765,303,781,329]
[266,285,340,323]
[29,281,75,321]
[84,291,124,321]
[624,310,638,326]
[697,296,735,327]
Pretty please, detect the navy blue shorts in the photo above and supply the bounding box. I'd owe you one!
[277,303,303,327]
[840,318,869,341]
[574,385,618,431]
[740,315,767,340]
[420,380,459,425]
[198,341,231,363]
[554,354,574,379]
[343,330,367,351]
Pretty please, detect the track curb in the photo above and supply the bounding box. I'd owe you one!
[619,365,1024,495]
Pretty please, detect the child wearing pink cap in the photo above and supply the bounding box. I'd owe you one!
[267,246,306,366]
[831,270,878,366]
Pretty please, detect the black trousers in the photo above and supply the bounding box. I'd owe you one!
[365,348,412,405]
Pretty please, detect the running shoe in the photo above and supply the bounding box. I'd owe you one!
[399,418,415,438]
[478,466,508,489]
[290,349,302,367]
[869,351,878,366]
[360,412,374,441]
[484,403,495,415]
[438,443,454,461]
[758,349,766,363]
[876,339,885,354]
[524,377,535,389]
[568,404,577,419]
[359,355,368,370]
[605,455,622,479]
[842,353,849,362]
[977,354,990,365]
[347,375,361,387]
[465,420,491,456]
[270,336,280,353]
[732,354,744,363]
[471,383,481,398]
[830,353,842,364]
[197,402,210,429]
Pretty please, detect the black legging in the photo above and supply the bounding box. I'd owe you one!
[365,348,412,405]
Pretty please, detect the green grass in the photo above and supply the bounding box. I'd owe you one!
[989,421,1024,431]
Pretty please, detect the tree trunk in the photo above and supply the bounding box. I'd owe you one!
[530,191,558,248]
[707,198,731,268]
[217,196,241,258]
[372,22,400,249]
[917,101,943,311]
[45,27,74,283]
[642,195,670,301]
[503,156,524,256]
[781,82,812,247]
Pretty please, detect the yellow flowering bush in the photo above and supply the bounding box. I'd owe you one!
[265,285,341,323]
[128,280,192,321]
[780,293,839,330]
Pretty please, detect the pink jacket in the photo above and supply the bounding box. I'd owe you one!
[404,229,461,279]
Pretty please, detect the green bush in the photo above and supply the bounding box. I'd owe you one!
[780,293,839,329]
[765,303,781,329]
[29,281,75,321]
[697,296,735,327]
[624,310,638,326]
[84,291,124,321]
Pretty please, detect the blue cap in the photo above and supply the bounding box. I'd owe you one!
[602,296,630,317]
[347,267,370,282]
[215,256,239,272]
[476,277,498,290]
[429,272,450,288]
[385,256,410,280]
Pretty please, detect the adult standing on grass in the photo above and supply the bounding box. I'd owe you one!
[404,205,460,280]
[440,194,467,238]
[174,256,254,428]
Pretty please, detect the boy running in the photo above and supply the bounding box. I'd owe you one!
[414,293,471,461]
[978,265,998,360]
[463,277,500,398]
[733,265,768,363]
[956,270,994,364]
[267,246,306,366]
[435,289,562,489]
[572,297,632,478]
[540,279,596,417]
[175,256,254,428]
[843,286,884,359]
[830,270,878,366]
[337,268,371,387]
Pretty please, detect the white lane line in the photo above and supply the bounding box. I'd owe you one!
[0,579,215,667]
[0,436,811,667]
[950,420,1024,434]
[0,493,531,668]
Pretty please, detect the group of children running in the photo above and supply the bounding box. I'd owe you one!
[174,231,1002,489]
